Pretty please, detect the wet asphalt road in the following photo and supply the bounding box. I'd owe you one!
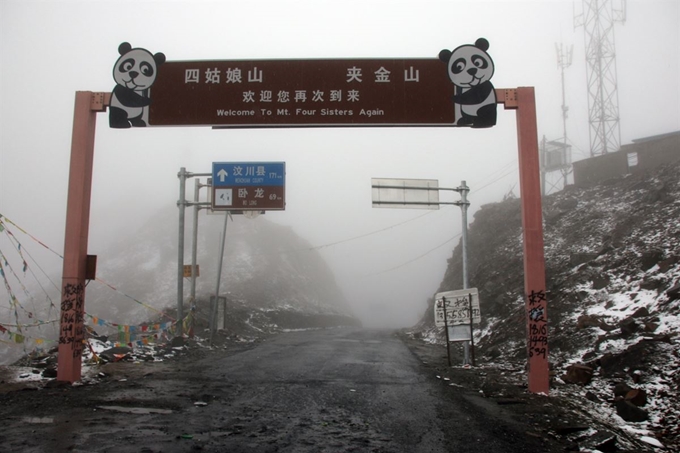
[194,328,449,452]
[2,328,553,452]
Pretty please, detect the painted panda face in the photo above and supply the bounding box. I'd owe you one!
[113,48,159,91]
[445,44,495,89]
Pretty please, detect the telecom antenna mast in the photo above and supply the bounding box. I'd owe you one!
[557,43,573,153]
[574,0,626,156]
[540,43,574,196]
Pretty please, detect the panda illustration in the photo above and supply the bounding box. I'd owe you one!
[439,38,497,128]
[109,42,165,128]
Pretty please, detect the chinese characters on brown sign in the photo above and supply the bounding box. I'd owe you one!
[148,59,457,127]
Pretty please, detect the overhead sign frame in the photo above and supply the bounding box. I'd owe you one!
[59,39,549,395]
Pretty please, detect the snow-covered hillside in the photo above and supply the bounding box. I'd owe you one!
[414,159,680,451]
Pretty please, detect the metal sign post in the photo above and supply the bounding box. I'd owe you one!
[442,297,452,367]
[57,92,107,383]
[210,211,229,345]
[458,181,472,366]
[468,293,475,367]
[177,169,212,340]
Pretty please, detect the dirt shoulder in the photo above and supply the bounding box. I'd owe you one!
[397,330,658,453]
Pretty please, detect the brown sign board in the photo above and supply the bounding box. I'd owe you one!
[148,59,456,127]
[213,186,285,211]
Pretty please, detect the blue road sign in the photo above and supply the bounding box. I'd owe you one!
[212,162,285,187]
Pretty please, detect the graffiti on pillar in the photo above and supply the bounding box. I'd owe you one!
[438,38,497,128]
[59,283,85,358]
[527,289,547,360]
[110,42,166,128]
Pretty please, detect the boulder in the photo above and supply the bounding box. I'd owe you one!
[643,321,659,333]
[563,364,594,385]
[591,274,610,290]
[99,346,133,363]
[640,277,663,291]
[598,341,658,377]
[667,282,680,301]
[580,430,618,452]
[577,315,602,329]
[570,253,598,267]
[619,318,639,337]
[576,315,614,331]
[625,388,647,407]
[658,256,678,273]
[615,399,648,422]
[640,249,664,271]
[631,306,650,318]
[41,367,57,378]
[585,391,600,402]
[613,382,632,398]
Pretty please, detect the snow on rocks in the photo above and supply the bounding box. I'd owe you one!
[411,159,680,451]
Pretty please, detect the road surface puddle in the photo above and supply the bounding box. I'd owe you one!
[23,417,54,424]
[96,405,173,415]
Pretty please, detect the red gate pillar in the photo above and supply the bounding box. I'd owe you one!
[57,92,108,382]
[498,87,550,394]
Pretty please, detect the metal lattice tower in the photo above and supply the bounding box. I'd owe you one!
[540,44,573,196]
[575,0,626,156]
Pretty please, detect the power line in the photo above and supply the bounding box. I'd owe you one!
[282,209,437,253]
[365,232,461,277]
[471,165,519,194]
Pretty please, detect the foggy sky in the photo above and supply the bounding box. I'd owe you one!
[1,0,678,328]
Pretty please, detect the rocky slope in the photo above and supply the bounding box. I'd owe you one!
[88,206,358,332]
[413,159,680,451]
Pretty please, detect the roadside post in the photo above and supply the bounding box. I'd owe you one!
[468,292,475,366]
[442,297,452,367]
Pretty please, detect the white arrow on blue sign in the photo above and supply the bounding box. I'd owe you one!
[212,162,285,187]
